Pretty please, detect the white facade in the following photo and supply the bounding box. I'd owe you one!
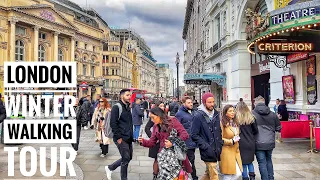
[156,64,174,97]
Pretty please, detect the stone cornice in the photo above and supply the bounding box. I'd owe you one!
[182,0,194,39]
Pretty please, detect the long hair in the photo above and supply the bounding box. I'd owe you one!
[235,101,255,125]
[221,104,239,127]
[97,98,111,109]
[149,107,171,132]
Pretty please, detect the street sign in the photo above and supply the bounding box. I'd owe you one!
[185,80,212,85]
[79,82,88,90]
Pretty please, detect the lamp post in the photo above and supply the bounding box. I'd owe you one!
[176,52,180,100]
[173,79,175,97]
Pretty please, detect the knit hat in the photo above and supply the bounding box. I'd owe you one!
[202,92,214,104]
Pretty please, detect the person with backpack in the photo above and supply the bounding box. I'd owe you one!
[72,97,90,154]
[105,89,133,180]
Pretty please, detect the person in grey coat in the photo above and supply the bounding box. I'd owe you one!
[132,98,144,142]
[252,96,281,180]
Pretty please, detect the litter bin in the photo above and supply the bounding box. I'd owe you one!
[314,127,320,151]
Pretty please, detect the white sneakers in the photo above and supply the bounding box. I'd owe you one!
[105,166,112,180]
[83,126,88,130]
[100,154,105,158]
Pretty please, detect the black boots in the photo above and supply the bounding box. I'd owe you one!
[153,174,157,180]
[249,172,256,180]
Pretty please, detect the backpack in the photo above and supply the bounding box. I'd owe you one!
[114,103,123,120]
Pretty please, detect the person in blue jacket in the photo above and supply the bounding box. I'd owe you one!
[175,96,198,180]
[132,98,144,142]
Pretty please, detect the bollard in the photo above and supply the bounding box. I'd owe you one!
[307,122,318,153]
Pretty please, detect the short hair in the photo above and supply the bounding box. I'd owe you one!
[182,96,192,103]
[239,98,243,102]
[276,98,280,101]
[135,98,141,102]
[254,95,265,106]
[120,89,130,95]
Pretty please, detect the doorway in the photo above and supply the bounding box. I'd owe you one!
[253,73,270,106]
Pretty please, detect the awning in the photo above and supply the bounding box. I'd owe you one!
[184,73,226,86]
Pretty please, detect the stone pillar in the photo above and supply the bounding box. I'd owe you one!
[70,37,75,62]
[53,32,59,61]
[34,26,40,61]
[10,20,17,62]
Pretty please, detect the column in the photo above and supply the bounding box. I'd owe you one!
[34,26,39,61]
[53,32,59,61]
[10,20,17,62]
[70,37,75,62]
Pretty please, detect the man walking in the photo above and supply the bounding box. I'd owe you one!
[169,98,179,116]
[93,94,101,109]
[132,98,144,142]
[176,96,198,180]
[0,93,6,123]
[252,96,281,180]
[105,89,133,180]
[191,93,223,180]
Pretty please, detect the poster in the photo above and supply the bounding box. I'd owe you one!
[306,56,316,76]
[307,75,317,105]
[288,111,301,121]
[282,75,295,104]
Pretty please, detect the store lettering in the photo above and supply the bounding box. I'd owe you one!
[272,8,316,25]
[258,43,313,52]
[259,62,270,73]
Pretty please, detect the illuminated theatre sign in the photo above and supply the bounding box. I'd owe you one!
[271,7,319,25]
[257,42,314,53]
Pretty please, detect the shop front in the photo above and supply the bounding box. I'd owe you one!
[246,1,320,149]
[184,73,226,109]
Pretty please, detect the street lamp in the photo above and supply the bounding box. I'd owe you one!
[176,52,180,100]
[173,78,176,97]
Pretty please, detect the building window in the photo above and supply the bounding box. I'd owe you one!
[112,69,114,75]
[105,79,109,88]
[116,69,118,75]
[112,57,114,63]
[39,32,46,40]
[16,26,26,35]
[38,45,46,62]
[75,41,78,47]
[85,44,87,49]
[93,46,95,52]
[103,43,108,51]
[58,38,64,45]
[83,65,87,75]
[75,54,79,61]
[58,49,64,61]
[15,40,25,61]
[91,66,95,76]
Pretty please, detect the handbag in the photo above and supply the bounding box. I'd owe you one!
[173,169,189,180]
[174,145,186,161]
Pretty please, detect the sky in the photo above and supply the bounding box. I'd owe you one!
[69,0,187,86]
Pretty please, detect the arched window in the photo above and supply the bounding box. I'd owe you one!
[15,40,25,61]
[38,45,46,62]
[58,49,64,61]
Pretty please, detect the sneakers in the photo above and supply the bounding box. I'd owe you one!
[100,154,105,158]
[105,166,112,180]
[83,126,88,130]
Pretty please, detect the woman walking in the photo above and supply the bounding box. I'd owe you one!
[91,98,113,157]
[220,105,243,180]
[138,107,192,179]
[236,102,258,180]
[144,101,165,179]
[277,100,288,121]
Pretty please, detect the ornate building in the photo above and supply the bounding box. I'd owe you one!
[0,0,104,97]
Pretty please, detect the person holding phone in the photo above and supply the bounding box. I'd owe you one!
[91,98,112,157]
[220,105,243,180]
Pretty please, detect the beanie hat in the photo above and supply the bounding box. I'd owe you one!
[202,92,214,104]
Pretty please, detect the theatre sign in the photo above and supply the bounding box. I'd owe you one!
[257,42,314,53]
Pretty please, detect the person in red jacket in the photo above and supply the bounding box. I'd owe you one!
[138,107,192,178]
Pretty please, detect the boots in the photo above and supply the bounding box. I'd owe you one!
[249,172,256,180]
[153,173,157,180]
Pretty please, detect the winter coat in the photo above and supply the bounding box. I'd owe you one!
[91,107,113,145]
[169,102,179,116]
[175,106,197,149]
[220,122,243,175]
[239,120,258,164]
[277,104,289,121]
[132,104,144,125]
[76,101,89,127]
[141,117,192,173]
[110,100,133,143]
[0,99,6,123]
[253,103,282,151]
[145,119,160,158]
[191,108,223,163]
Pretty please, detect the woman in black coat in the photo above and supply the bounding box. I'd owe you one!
[236,101,258,180]
[277,100,289,121]
[144,100,164,180]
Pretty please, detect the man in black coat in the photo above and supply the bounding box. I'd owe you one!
[191,93,223,180]
[252,96,281,180]
[176,96,198,180]
[169,98,179,116]
[105,89,133,180]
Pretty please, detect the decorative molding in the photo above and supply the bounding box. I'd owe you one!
[0,42,7,49]
[267,55,287,68]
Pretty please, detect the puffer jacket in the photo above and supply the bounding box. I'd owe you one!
[252,103,282,150]
[76,98,90,127]
[175,106,197,149]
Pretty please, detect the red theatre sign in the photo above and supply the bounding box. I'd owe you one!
[287,53,309,64]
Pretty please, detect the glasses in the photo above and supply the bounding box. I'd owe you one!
[99,101,104,103]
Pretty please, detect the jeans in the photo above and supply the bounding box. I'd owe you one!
[187,149,198,180]
[60,111,64,120]
[71,125,81,151]
[242,163,255,178]
[133,125,141,140]
[108,141,133,180]
[255,150,274,180]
